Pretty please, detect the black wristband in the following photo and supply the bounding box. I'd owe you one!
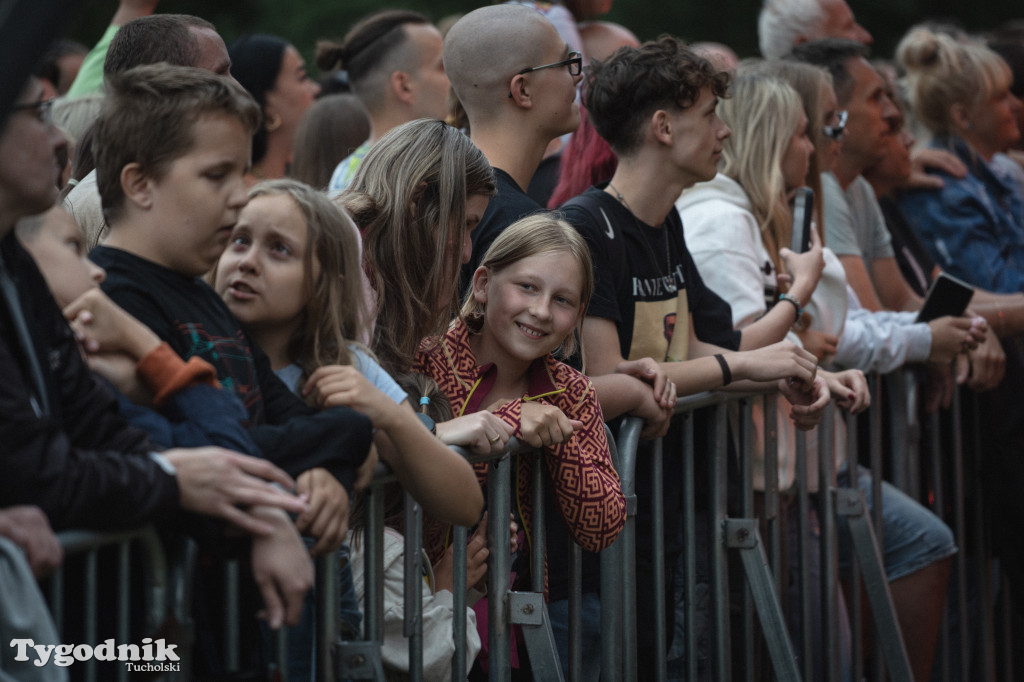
[714,353,732,387]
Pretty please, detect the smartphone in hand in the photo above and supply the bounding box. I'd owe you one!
[791,187,814,253]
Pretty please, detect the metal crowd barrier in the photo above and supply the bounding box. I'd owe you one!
[41,365,1018,680]
[46,526,170,682]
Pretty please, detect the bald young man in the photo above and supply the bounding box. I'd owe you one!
[445,4,583,288]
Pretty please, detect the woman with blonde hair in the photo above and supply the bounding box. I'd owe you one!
[896,26,1024,293]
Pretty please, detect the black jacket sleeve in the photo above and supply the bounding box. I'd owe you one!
[0,236,180,530]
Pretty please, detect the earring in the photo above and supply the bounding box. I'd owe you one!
[265,113,282,133]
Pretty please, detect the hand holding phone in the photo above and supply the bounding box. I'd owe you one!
[791,187,814,254]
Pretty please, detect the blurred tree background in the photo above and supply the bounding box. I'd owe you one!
[63,0,1021,72]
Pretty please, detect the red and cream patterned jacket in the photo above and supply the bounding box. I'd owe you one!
[414,319,626,564]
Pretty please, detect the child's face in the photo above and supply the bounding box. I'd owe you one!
[142,113,250,277]
[214,193,311,334]
[21,207,105,308]
[472,251,584,367]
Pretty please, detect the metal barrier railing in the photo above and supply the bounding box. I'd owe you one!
[46,527,169,682]
[39,366,1018,681]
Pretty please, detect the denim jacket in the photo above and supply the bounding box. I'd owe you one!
[897,136,1024,293]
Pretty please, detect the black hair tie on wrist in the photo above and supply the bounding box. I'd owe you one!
[714,353,732,387]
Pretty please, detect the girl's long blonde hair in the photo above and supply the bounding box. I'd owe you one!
[719,69,805,277]
[340,118,496,375]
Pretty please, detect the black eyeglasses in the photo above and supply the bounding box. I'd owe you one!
[823,109,847,141]
[508,52,582,98]
[11,98,55,126]
[516,51,583,77]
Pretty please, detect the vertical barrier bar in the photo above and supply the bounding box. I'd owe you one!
[316,553,337,681]
[224,560,240,672]
[85,550,98,682]
[739,398,755,682]
[118,541,130,682]
[48,565,64,635]
[682,414,697,682]
[568,542,582,682]
[846,407,863,682]
[869,374,884,678]
[404,492,424,682]
[764,394,782,591]
[796,425,813,682]
[949,387,969,682]
[710,404,731,681]
[600,424,623,680]
[452,524,469,682]
[968,395,995,682]
[365,483,386,644]
[617,418,643,681]
[276,628,289,682]
[819,406,840,682]
[651,436,667,682]
[532,453,546,595]
[926,410,950,682]
[487,454,512,682]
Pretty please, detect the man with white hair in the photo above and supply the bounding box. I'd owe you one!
[758,0,871,60]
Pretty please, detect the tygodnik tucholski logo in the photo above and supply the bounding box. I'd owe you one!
[10,637,180,672]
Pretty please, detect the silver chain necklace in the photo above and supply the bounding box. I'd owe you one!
[607,183,678,295]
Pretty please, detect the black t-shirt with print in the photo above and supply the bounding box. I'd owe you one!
[561,186,741,355]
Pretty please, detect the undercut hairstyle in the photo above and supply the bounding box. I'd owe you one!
[315,10,430,112]
[461,214,593,359]
[758,0,827,60]
[898,27,1014,137]
[339,118,495,375]
[719,69,805,277]
[584,35,731,156]
[92,63,259,226]
[104,14,216,77]
[786,38,868,104]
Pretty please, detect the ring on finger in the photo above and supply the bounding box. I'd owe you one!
[488,434,501,444]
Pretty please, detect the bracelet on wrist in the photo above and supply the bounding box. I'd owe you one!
[778,293,803,321]
[713,353,732,387]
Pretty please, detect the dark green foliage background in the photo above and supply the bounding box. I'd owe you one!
[63,1,1021,74]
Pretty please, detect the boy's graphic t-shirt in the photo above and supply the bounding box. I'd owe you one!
[561,187,741,358]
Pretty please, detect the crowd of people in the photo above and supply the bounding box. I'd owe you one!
[2,0,1022,679]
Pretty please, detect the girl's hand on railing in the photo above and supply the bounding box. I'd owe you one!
[820,368,870,414]
[250,506,314,629]
[436,413,515,454]
[295,467,349,556]
[779,375,829,430]
[732,341,818,385]
[519,402,581,448]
